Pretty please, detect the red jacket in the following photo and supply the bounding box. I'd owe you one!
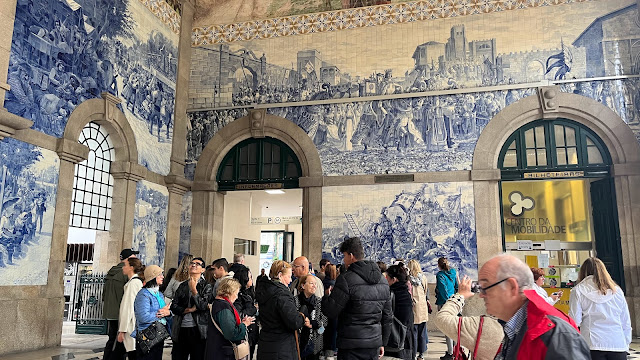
[505,289,590,360]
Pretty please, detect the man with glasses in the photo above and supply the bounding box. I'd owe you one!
[478,254,589,360]
[170,257,213,360]
[290,256,324,297]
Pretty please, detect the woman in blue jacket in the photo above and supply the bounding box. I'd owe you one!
[435,257,457,360]
[134,265,172,360]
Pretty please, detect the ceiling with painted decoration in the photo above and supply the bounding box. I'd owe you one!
[194,0,395,26]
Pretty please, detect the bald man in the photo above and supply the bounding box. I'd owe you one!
[290,256,324,298]
[479,254,589,360]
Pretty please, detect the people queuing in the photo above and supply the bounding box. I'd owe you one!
[107,245,630,360]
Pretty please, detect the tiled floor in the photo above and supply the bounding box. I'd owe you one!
[3,322,640,360]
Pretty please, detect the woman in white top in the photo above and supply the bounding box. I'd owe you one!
[117,257,145,358]
[530,267,562,305]
[569,257,631,360]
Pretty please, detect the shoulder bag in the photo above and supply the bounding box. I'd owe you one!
[453,315,485,360]
[384,292,407,353]
[136,320,170,354]
[210,310,250,360]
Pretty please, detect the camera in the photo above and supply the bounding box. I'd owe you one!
[471,281,481,293]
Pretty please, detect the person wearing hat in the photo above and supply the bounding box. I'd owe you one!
[134,265,172,360]
[103,248,139,360]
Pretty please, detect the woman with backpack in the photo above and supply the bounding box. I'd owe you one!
[435,257,457,360]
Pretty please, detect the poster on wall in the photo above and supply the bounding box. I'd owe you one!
[6,0,179,175]
[322,182,477,282]
[259,232,283,272]
[501,179,593,243]
[133,180,168,267]
[0,138,60,285]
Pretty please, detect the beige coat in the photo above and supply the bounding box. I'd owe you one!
[410,273,429,324]
[118,275,143,352]
[434,294,503,360]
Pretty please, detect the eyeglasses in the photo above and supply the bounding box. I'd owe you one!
[479,278,510,295]
[190,261,204,267]
[292,265,304,269]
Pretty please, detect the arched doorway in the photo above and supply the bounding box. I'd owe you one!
[472,86,640,332]
[190,110,323,265]
[497,118,624,291]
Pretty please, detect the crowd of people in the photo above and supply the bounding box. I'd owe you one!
[102,238,632,360]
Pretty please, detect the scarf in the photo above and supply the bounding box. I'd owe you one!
[148,287,167,325]
[223,296,241,325]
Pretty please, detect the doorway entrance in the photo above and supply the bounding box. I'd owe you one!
[498,119,624,305]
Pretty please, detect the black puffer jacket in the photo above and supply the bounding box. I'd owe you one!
[321,260,393,350]
[386,281,414,360]
[255,276,306,360]
[170,277,213,341]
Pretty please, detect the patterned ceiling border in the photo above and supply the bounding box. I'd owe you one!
[139,0,181,35]
[191,0,595,46]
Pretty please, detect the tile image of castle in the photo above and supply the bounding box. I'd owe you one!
[190,3,640,110]
[322,182,477,282]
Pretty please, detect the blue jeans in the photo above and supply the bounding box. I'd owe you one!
[413,322,428,355]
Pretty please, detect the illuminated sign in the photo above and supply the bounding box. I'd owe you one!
[523,171,584,179]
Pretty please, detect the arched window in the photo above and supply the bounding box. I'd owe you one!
[70,122,114,230]
[217,137,302,191]
[498,119,610,179]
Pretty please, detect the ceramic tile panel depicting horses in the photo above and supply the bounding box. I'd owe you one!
[322,182,476,282]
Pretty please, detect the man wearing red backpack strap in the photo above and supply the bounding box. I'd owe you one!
[478,254,590,360]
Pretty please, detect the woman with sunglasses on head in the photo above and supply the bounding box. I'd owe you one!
[434,276,503,360]
[170,257,213,360]
[569,257,631,360]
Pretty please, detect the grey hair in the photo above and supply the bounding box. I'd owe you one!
[233,253,244,263]
[494,254,534,293]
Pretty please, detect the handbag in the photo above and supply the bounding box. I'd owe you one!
[136,321,170,354]
[211,312,250,360]
[385,292,407,353]
[453,316,485,360]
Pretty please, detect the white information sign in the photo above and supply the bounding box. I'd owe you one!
[516,240,533,251]
[544,240,562,251]
[251,216,302,225]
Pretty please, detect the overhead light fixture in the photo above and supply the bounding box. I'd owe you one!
[265,189,285,194]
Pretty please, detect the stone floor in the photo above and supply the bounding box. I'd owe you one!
[3,322,640,360]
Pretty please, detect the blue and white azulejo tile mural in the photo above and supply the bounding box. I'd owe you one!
[6,0,178,175]
[0,138,60,285]
[322,182,477,282]
[134,180,168,267]
[179,191,192,262]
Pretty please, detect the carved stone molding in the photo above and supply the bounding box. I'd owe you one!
[111,161,147,182]
[191,180,218,192]
[537,86,559,117]
[165,175,192,195]
[249,109,266,138]
[56,138,89,164]
[0,108,34,140]
[101,92,122,124]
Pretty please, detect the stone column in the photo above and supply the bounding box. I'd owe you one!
[300,177,323,266]
[190,181,224,262]
[110,161,147,267]
[471,169,503,267]
[169,0,196,176]
[165,175,191,266]
[0,0,16,105]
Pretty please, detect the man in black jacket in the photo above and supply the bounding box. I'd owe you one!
[170,257,213,360]
[322,237,393,360]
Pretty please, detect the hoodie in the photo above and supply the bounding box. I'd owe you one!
[568,275,632,351]
[321,260,393,350]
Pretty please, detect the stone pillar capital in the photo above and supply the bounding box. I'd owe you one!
[56,138,89,164]
[111,161,147,181]
[192,180,218,192]
[0,108,34,141]
[165,174,192,195]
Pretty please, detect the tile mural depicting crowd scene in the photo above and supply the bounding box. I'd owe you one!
[190,1,638,110]
[0,138,59,285]
[322,182,477,282]
[6,0,178,175]
[133,180,169,268]
[179,191,192,262]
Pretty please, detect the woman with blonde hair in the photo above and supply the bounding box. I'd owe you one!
[255,260,309,360]
[163,254,193,300]
[205,277,255,360]
[408,260,429,360]
[569,257,631,360]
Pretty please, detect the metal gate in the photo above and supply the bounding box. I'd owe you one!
[75,273,107,334]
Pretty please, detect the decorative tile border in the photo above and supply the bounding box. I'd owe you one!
[139,0,181,35]
[192,0,595,46]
